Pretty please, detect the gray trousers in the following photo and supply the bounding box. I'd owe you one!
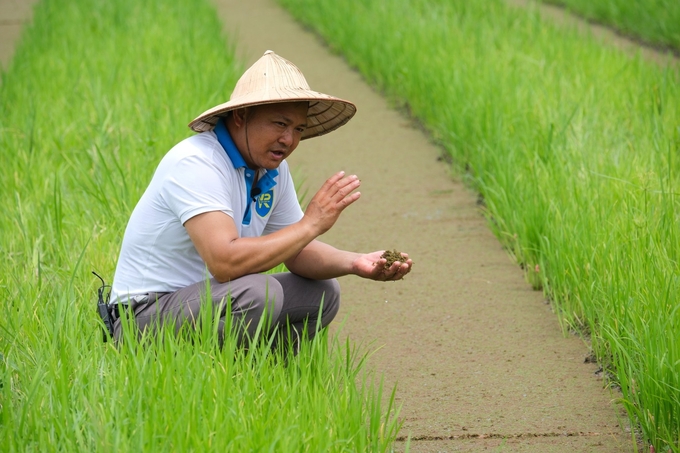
[112,273,340,346]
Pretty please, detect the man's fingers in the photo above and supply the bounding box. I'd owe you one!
[320,171,348,194]
[305,172,362,234]
[319,172,360,196]
[317,173,361,210]
[331,174,360,200]
[382,260,412,281]
[395,262,411,279]
[338,190,361,208]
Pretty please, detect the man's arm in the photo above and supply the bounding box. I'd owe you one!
[184,171,361,282]
[285,239,412,281]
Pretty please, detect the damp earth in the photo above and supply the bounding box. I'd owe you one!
[381,249,407,268]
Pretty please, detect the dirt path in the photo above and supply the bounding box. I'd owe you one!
[0,1,648,451]
[213,1,635,451]
[508,0,678,66]
[0,0,34,71]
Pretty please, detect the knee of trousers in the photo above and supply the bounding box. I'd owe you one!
[319,278,341,325]
[232,274,285,322]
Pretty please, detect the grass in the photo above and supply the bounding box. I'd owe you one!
[277,0,680,451]
[3,293,400,451]
[0,0,402,450]
[539,0,680,51]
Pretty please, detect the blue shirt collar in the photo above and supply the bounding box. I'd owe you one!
[212,118,280,225]
[213,118,279,177]
[214,118,248,169]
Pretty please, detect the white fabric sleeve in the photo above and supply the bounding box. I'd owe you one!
[160,154,234,224]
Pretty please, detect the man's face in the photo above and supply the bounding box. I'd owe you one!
[235,102,308,171]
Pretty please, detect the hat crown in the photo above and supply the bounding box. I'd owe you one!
[230,50,312,102]
[188,50,356,139]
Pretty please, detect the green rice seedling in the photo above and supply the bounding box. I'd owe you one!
[540,0,680,51]
[278,0,680,450]
[0,0,402,451]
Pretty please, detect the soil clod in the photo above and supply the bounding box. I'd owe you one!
[381,249,406,268]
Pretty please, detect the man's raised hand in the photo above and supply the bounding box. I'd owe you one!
[302,171,361,235]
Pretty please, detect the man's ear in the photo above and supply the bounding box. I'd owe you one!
[232,108,247,127]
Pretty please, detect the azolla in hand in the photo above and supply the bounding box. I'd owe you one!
[380,249,408,269]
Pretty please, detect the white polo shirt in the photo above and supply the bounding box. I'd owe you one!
[110,121,304,304]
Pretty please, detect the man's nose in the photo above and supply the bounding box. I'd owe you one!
[279,128,294,147]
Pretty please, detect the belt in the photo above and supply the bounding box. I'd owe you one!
[110,302,132,321]
[111,293,157,321]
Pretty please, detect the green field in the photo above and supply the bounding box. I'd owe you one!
[542,0,680,51]
[0,0,401,451]
[278,0,680,450]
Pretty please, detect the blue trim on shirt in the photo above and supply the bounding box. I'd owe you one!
[213,119,279,225]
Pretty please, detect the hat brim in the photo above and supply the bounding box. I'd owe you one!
[188,88,356,140]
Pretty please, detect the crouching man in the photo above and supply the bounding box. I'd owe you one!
[109,51,412,347]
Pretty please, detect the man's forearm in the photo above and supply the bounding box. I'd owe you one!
[285,240,360,280]
[186,171,363,282]
[186,211,320,282]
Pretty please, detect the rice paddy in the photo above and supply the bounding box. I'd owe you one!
[0,0,402,451]
[3,0,679,450]
[278,0,680,450]
[541,0,680,51]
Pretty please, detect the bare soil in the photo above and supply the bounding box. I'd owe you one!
[381,250,408,268]
[3,0,663,451]
[212,1,637,451]
[0,0,34,71]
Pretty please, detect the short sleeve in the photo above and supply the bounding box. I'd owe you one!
[160,153,234,224]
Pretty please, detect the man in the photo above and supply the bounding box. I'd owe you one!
[109,50,412,347]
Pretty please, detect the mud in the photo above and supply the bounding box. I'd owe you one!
[0,0,648,451]
[381,250,408,268]
[0,0,34,71]
[212,1,634,451]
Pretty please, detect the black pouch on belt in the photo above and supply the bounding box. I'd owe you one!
[92,271,114,342]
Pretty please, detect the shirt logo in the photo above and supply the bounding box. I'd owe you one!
[255,190,274,217]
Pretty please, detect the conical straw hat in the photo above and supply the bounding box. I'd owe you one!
[188,50,356,140]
